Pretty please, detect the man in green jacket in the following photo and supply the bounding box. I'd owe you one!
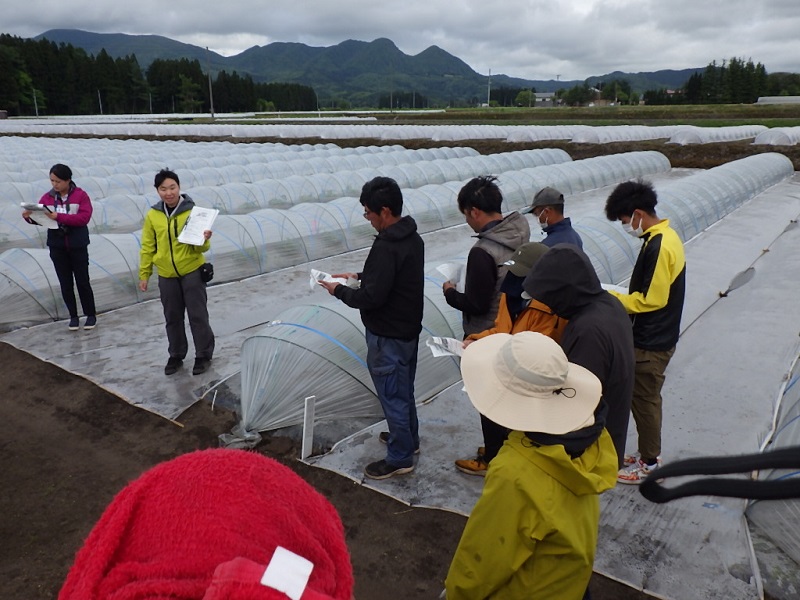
[139,169,215,376]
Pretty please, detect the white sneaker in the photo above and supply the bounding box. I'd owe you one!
[617,459,660,485]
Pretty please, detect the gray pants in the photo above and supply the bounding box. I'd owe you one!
[158,268,214,360]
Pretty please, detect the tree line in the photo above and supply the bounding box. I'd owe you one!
[3,36,799,114]
[0,34,317,116]
[544,58,799,107]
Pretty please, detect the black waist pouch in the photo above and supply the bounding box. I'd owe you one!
[199,262,214,283]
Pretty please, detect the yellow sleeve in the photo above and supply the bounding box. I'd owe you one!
[609,241,678,314]
[138,214,156,281]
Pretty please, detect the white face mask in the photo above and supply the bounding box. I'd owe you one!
[622,213,644,237]
[537,210,548,230]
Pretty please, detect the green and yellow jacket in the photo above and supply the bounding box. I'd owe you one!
[138,194,210,280]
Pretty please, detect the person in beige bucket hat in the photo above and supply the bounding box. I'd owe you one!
[445,331,618,600]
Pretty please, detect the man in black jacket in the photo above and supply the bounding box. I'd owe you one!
[523,244,635,469]
[320,177,425,480]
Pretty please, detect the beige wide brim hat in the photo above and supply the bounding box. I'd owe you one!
[461,331,601,434]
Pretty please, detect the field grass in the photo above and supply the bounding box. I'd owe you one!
[385,104,800,127]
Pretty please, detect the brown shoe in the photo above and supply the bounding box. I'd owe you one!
[455,456,488,476]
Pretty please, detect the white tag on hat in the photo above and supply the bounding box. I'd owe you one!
[261,546,314,600]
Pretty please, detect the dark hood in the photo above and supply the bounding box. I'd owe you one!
[523,244,605,320]
[377,215,418,242]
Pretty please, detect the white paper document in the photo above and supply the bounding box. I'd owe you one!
[437,262,466,293]
[178,206,219,245]
[426,336,464,357]
[309,268,360,291]
[601,282,629,295]
[20,202,50,212]
[20,203,59,228]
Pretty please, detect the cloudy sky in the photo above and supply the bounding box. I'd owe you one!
[3,0,797,81]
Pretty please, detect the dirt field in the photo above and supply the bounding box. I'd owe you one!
[3,136,795,599]
[0,341,653,600]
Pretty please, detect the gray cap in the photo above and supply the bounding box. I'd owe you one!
[530,187,564,209]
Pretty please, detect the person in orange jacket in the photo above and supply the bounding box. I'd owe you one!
[454,242,567,476]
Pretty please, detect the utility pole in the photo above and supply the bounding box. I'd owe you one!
[487,68,492,106]
[32,88,39,117]
[97,89,103,115]
[205,47,215,118]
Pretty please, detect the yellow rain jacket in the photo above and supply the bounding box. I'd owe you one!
[445,429,618,600]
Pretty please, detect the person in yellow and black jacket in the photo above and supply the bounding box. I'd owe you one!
[138,169,214,376]
[604,179,686,484]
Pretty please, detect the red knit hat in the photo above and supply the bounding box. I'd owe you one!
[58,449,354,600]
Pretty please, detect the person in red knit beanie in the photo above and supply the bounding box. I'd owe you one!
[58,448,354,600]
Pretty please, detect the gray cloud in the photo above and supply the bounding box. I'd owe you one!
[3,0,797,81]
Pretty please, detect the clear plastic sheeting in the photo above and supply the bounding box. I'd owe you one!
[505,125,591,142]
[223,264,462,447]
[667,125,768,145]
[753,127,800,146]
[0,150,675,331]
[747,353,800,565]
[573,153,795,284]
[0,142,489,251]
[571,125,690,144]
[0,234,146,326]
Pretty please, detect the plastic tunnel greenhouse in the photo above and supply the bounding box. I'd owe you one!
[667,125,767,145]
[0,146,559,250]
[747,351,800,565]
[753,127,800,146]
[223,152,794,447]
[570,125,689,144]
[222,263,464,447]
[0,150,674,331]
[572,153,795,284]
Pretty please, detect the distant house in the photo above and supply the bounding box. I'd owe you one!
[533,92,556,107]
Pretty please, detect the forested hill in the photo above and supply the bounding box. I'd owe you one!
[34,29,701,104]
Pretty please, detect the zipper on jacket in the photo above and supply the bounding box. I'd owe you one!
[168,213,182,277]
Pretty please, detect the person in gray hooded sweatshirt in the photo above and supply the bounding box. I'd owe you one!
[443,175,530,338]
[523,243,635,469]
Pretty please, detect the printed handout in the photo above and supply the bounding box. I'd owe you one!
[426,336,464,357]
[177,206,219,245]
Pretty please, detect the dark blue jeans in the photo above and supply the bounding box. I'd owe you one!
[365,329,419,468]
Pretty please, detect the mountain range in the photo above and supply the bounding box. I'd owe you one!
[35,29,702,105]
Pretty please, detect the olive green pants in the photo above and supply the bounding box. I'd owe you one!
[631,346,675,464]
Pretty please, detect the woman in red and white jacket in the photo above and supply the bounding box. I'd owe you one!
[22,163,97,331]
